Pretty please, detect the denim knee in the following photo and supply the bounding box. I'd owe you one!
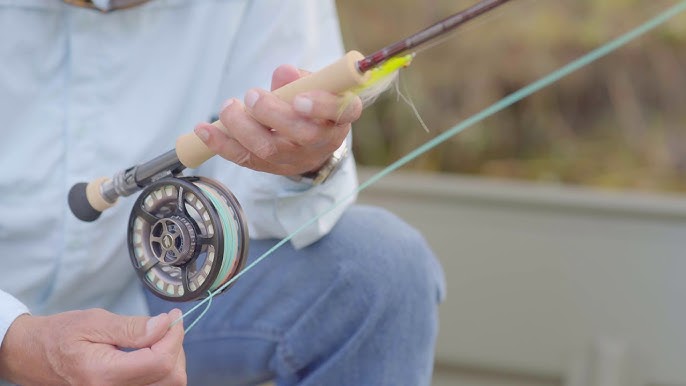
[274,205,446,384]
[331,205,446,308]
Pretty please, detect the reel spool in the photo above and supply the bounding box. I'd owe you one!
[127,176,248,302]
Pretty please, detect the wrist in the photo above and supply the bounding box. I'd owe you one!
[0,314,34,384]
[289,140,349,186]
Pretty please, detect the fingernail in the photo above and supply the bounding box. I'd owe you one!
[245,89,259,109]
[169,309,183,327]
[146,313,165,335]
[195,126,209,142]
[293,95,313,115]
[170,309,183,320]
[221,99,234,111]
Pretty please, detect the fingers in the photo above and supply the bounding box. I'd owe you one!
[241,89,354,152]
[219,99,283,159]
[210,97,337,172]
[194,63,362,176]
[150,346,187,386]
[248,87,361,128]
[270,64,362,124]
[196,122,304,174]
[293,90,363,124]
[106,309,186,385]
[270,64,304,91]
[198,93,349,175]
[24,309,187,386]
[241,89,339,149]
[82,309,171,349]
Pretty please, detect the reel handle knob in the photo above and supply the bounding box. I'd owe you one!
[175,50,370,169]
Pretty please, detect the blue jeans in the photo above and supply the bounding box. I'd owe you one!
[145,205,446,386]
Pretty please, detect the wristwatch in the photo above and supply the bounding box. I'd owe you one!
[289,141,349,186]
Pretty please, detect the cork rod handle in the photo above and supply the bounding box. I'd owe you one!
[175,50,369,169]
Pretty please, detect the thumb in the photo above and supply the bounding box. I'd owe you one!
[271,64,311,91]
[87,310,171,349]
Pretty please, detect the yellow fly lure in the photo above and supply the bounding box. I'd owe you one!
[354,54,415,106]
[337,53,415,122]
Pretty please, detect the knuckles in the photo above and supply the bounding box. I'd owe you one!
[295,125,322,147]
[248,90,282,117]
[123,316,143,344]
[230,147,254,168]
[217,106,240,135]
[76,308,113,331]
[251,141,279,161]
[210,88,354,175]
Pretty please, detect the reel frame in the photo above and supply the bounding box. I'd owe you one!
[127,176,249,302]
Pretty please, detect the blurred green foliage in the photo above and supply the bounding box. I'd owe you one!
[337,0,686,193]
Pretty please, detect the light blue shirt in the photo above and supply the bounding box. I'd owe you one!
[0,0,357,345]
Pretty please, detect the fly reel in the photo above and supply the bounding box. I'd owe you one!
[127,176,248,302]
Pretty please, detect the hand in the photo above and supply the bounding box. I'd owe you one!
[0,308,186,386]
[194,64,363,176]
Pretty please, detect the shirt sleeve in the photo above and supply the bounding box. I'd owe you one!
[0,291,29,347]
[201,0,359,249]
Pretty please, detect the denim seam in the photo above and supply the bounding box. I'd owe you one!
[186,323,285,344]
[185,330,283,345]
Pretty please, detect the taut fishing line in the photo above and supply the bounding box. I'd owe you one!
[175,1,686,331]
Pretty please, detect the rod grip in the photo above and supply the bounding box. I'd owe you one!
[175,50,370,169]
[68,177,116,222]
[272,50,369,102]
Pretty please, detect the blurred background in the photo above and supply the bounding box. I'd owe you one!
[336,1,686,385]
[339,0,686,193]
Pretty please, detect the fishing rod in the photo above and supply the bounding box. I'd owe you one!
[67,0,514,302]
[358,0,513,72]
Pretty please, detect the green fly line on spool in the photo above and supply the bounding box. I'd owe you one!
[197,183,240,292]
